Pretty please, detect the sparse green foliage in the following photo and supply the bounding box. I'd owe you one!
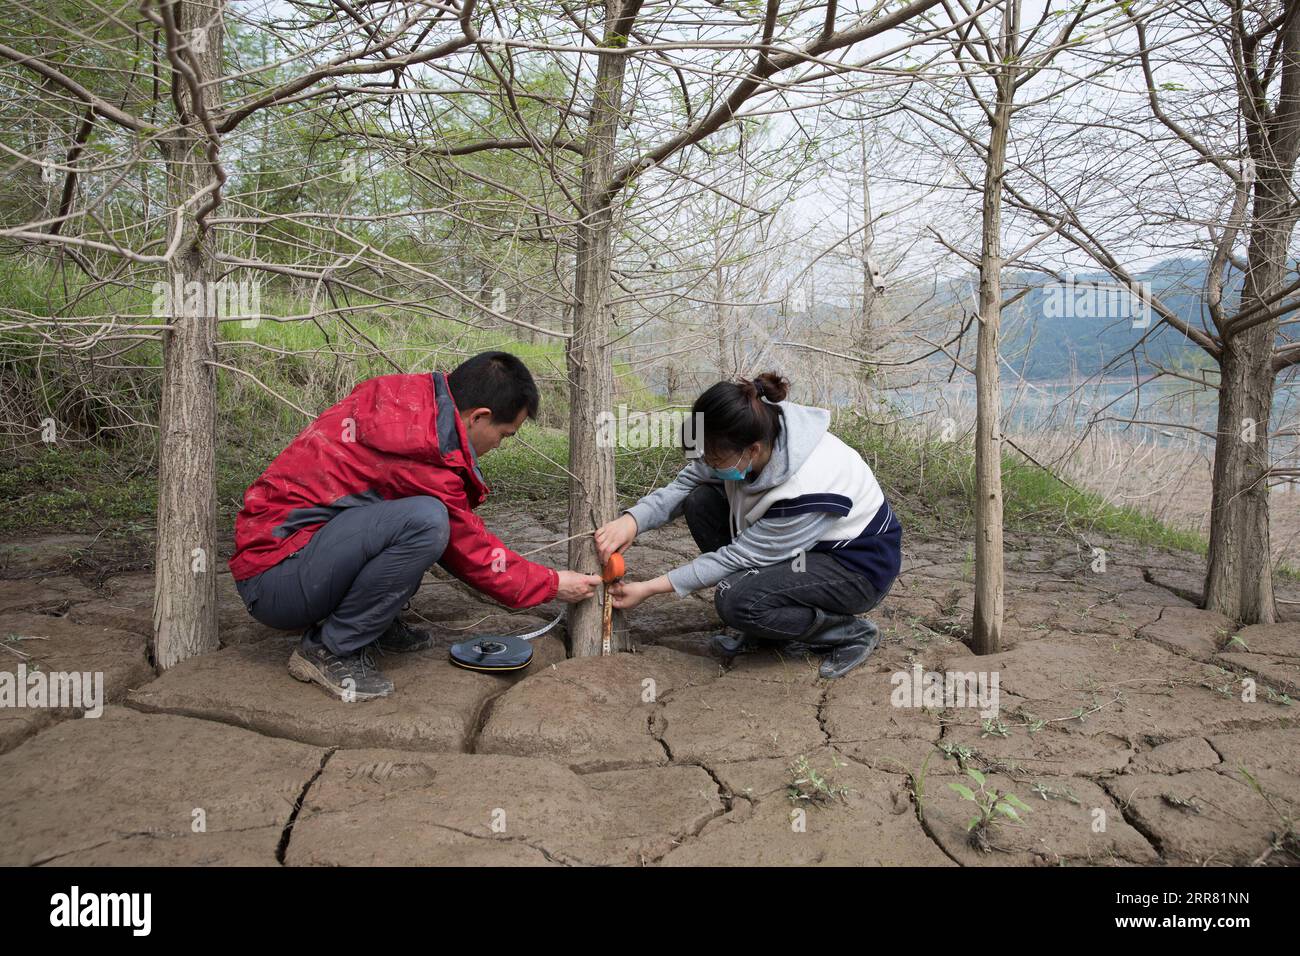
[1030,782,1081,804]
[939,741,975,766]
[980,717,1010,738]
[947,767,1032,852]
[787,753,854,807]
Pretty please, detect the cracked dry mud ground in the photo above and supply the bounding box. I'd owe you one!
[1,504,1298,867]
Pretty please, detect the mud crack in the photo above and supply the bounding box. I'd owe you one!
[276,747,334,864]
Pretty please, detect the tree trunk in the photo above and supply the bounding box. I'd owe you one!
[566,2,636,656]
[971,170,1005,654]
[1203,179,1293,625]
[1204,329,1277,623]
[971,3,1018,656]
[153,0,223,669]
[1202,8,1299,626]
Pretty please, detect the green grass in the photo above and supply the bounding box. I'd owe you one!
[0,390,1229,560]
[1001,459,1207,554]
[0,259,667,536]
[1,261,1288,580]
[828,410,1211,554]
[483,408,1225,570]
[479,422,570,501]
[0,372,1260,579]
[481,411,704,506]
[1,256,661,456]
[0,447,156,539]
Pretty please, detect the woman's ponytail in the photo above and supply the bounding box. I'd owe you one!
[691,370,789,456]
[751,371,790,405]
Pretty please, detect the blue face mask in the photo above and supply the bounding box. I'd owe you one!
[707,450,753,481]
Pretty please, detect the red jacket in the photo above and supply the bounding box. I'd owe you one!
[228,372,559,608]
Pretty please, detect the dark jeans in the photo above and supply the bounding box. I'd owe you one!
[235,496,450,656]
[682,483,888,641]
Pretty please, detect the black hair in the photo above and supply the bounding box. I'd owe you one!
[447,351,540,424]
[691,371,789,458]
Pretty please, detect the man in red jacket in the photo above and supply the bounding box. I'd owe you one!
[230,351,602,701]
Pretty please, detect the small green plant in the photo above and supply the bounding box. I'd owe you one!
[1264,687,1294,707]
[1016,709,1047,734]
[947,767,1031,852]
[939,741,975,766]
[1198,665,1241,699]
[1030,782,1081,805]
[1161,793,1201,813]
[1,633,46,662]
[980,717,1011,738]
[787,754,853,807]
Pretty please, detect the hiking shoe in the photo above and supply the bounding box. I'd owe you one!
[288,643,394,701]
[377,617,434,654]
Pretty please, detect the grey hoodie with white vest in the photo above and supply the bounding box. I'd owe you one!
[621,399,902,597]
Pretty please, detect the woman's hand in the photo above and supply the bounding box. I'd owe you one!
[594,513,638,564]
[609,575,672,610]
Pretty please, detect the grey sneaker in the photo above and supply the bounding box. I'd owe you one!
[288,643,394,701]
[377,618,433,654]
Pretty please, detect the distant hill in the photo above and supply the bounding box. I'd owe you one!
[994,259,1220,381]
[712,257,1236,382]
[821,258,1222,381]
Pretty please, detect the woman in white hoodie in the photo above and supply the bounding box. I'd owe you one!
[596,372,902,679]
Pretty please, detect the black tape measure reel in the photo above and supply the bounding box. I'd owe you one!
[448,634,533,672]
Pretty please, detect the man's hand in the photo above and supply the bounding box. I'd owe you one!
[594,513,637,564]
[555,569,602,603]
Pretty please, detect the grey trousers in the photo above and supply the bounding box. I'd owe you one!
[682,483,887,641]
[235,496,450,656]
